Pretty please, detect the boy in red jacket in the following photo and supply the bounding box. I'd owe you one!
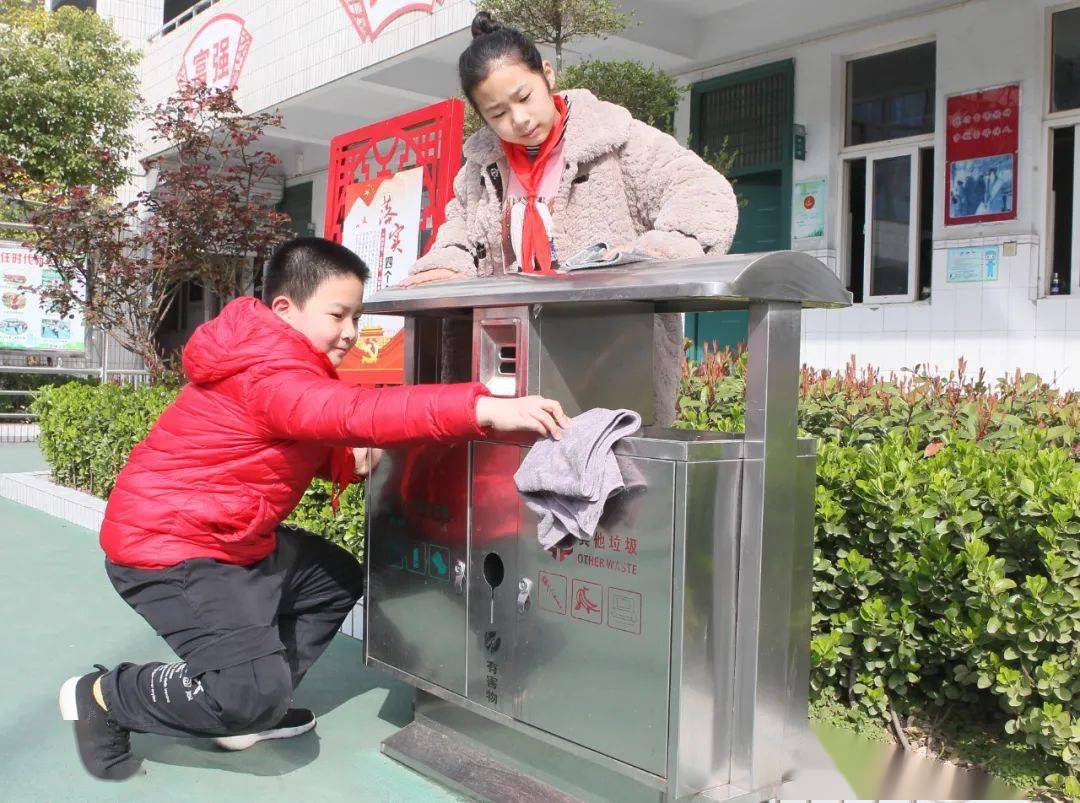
[58,237,568,780]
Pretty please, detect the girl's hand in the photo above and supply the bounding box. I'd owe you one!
[398,269,466,288]
[603,242,664,260]
[475,395,571,440]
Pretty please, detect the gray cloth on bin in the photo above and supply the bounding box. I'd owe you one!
[514,408,642,549]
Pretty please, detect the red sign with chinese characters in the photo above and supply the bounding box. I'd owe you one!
[339,0,445,43]
[945,84,1019,226]
[325,99,465,386]
[177,13,253,91]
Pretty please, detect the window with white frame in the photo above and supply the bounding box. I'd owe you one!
[1047,6,1080,296]
[843,43,936,304]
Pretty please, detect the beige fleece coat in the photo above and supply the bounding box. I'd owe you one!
[409,89,739,425]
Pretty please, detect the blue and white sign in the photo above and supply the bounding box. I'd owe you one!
[946,245,1000,283]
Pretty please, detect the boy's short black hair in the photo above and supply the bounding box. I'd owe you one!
[263,237,370,306]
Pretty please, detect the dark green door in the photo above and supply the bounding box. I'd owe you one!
[686,61,794,361]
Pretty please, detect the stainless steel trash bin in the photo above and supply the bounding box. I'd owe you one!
[361,252,851,802]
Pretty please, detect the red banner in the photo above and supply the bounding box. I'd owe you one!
[324,99,465,386]
[945,84,1019,226]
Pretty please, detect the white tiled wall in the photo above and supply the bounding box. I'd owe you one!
[802,236,1080,385]
[96,0,163,45]
[137,0,474,117]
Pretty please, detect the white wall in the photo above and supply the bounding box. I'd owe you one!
[93,0,162,45]
[677,0,1080,385]
[137,0,474,119]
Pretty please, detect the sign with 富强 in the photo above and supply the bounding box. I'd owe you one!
[177,13,253,91]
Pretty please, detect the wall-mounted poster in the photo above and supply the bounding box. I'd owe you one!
[340,168,424,367]
[0,241,86,352]
[946,244,1000,283]
[792,178,826,239]
[945,84,1019,226]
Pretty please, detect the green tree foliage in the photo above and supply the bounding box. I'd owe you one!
[475,0,632,71]
[0,1,140,192]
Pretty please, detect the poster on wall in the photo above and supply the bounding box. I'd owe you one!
[792,178,826,239]
[945,84,1019,226]
[176,13,253,91]
[340,168,424,369]
[339,0,444,43]
[946,245,1000,283]
[0,242,86,352]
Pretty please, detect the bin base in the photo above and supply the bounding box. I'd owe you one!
[380,691,789,803]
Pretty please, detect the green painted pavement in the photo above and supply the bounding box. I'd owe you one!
[0,445,461,802]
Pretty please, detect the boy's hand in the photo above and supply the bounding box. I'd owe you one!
[352,447,384,480]
[475,396,571,440]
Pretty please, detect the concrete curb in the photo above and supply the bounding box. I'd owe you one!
[0,469,364,640]
[0,471,105,532]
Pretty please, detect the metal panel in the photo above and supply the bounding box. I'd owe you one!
[537,304,656,423]
[466,441,525,715]
[515,454,676,776]
[786,452,817,736]
[668,458,742,798]
[731,302,802,794]
[365,444,470,696]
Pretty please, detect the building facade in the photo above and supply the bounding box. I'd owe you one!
[88,0,1080,384]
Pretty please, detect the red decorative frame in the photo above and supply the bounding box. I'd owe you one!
[338,0,445,44]
[324,98,465,385]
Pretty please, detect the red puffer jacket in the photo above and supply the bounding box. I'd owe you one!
[100,297,488,569]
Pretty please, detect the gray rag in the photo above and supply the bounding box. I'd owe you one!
[513,408,642,549]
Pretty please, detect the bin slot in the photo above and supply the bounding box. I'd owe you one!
[478,319,522,397]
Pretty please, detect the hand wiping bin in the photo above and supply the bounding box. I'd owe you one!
[514,408,643,550]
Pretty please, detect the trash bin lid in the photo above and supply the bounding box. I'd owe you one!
[364,251,852,316]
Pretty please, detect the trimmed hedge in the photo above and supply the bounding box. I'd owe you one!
[31,352,1080,792]
[31,381,361,556]
[677,348,1079,794]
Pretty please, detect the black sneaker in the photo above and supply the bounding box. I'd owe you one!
[58,665,141,781]
[213,708,317,751]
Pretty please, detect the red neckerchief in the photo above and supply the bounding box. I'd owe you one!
[499,93,568,274]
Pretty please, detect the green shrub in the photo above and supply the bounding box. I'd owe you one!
[0,372,96,415]
[679,346,1079,789]
[32,380,363,548]
[34,380,178,496]
[288,480,366,562]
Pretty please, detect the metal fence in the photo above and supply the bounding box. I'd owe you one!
[0,388,39,443]
[0,366,153,444]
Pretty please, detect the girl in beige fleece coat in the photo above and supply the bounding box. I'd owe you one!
[403,12,739,425]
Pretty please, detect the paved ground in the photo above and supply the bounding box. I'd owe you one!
[0,443,459,802]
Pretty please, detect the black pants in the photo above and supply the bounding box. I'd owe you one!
[99,526,364,738]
